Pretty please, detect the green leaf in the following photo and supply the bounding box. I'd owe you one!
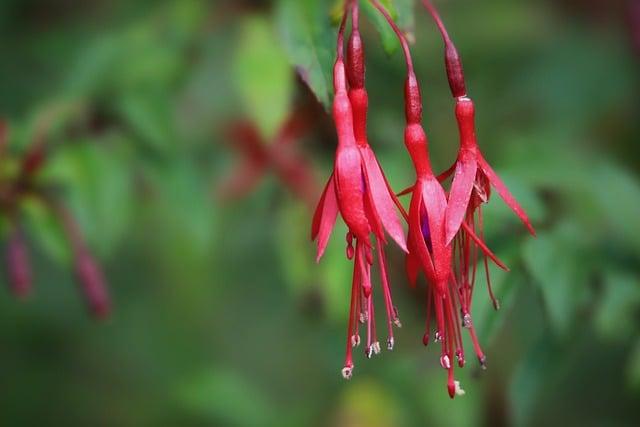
[510,335,564,427]
[361,0,401,55]
[522,223,591,336]
[233,16,293,140]
[393,0,416,35]
[275,0,336,109]
[20,196,72,264]
[594,271,640,341]
[116,93,175,152]
[41,137,134,257]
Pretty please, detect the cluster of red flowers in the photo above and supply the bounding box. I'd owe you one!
[312,0,535,397]
[0,120,110,318]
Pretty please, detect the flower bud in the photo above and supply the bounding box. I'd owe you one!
[75,250,111,319]
[347,26,365,89]
[444,42,466,98]
[6,229,32,298]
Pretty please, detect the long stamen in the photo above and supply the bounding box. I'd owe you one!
[375,238,398,350]
[468,322,487,369]
[343,243,361,379]
[478,207,499,310]
[423,285,433,346]
[469,214,479,299]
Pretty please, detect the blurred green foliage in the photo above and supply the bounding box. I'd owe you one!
[0,0,639,426]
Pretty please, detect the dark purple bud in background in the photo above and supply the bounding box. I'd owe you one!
[75,249,111,319]
[5,229,32,299]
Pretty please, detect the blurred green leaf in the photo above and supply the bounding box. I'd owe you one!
[393,0,415,34]
[233,16,293,141]
[42,137,134,257]
[116,93,175,152]
[20,196,71,263]
[510,335,563,427]
[594,271,640,341]
[276,0,335,109]
[522,223,591,336]
[361,0,401,55]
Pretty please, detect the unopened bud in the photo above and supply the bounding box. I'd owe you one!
[75,250,111,319]
[6,230,32,298]
[444,42,466,98]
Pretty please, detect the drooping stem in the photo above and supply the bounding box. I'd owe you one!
[421,0,453,44]
[368,0,415,74]
[420,0,467,97]
[336,1,350,61]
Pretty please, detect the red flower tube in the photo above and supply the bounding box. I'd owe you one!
[311,3,407,379]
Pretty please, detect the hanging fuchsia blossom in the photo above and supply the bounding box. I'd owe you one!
[308,0,534,397]
[372,0,517,398]
[420,0,535,317]
[312,2,407,379]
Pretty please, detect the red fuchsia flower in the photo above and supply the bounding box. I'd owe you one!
[219,108,319,209]
[371,0,510,398]
[420,0,534,317]
[311,2,407,379]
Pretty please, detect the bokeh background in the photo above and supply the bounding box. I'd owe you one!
[1,0,639,425]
